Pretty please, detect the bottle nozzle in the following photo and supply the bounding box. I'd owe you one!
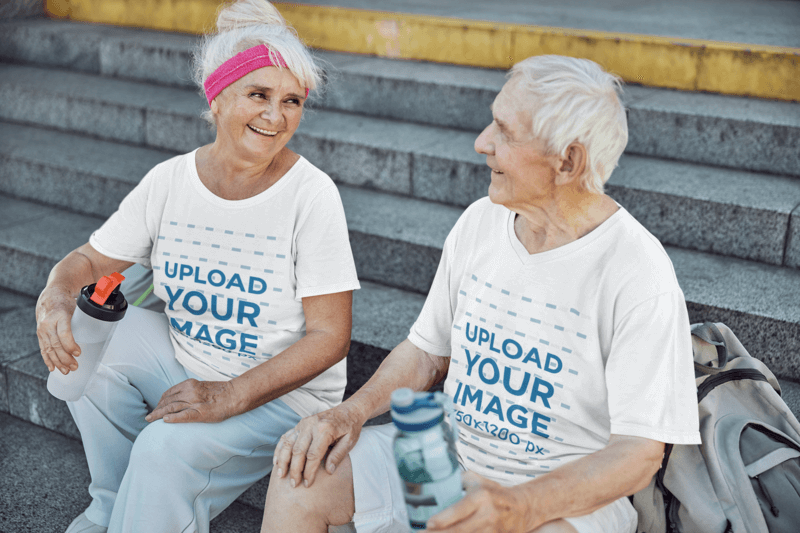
[89,272,126,306]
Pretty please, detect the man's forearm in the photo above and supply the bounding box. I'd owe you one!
[518,435,664,529]
[344,339,449,425]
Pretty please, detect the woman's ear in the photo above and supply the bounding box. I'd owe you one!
[555,143,587,186]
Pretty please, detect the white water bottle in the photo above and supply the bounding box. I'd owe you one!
[47,272,128,402]
[391,388,463,530]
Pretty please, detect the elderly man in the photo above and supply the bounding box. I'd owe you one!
[262,55,700,533]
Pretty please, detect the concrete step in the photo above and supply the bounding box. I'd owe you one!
[2,189,800,380]
[0,411,266,531]
[2,113,800,271]
[1,20,799,177]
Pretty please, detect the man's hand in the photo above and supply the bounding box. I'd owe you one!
[272,403,365,489]
[146,379,240,424]
[427,471,530,533]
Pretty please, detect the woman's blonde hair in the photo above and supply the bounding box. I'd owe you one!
[509,55,628,194]
[193,0,323,125]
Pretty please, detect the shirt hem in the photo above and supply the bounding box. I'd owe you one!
[89,234,150,266]
[295,280,361,301]
[610,422,702,445]
[407,332,450,357]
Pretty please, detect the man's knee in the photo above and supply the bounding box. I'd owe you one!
[264,455,355,527]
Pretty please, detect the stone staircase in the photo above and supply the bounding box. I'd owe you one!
[1,14,800,529]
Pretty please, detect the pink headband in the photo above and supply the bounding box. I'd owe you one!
[203,44,309,105]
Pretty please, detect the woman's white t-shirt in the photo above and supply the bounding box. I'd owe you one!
[90,150,360,418]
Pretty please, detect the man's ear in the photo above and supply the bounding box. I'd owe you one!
[555,143,587,186]
[210,97,219,115]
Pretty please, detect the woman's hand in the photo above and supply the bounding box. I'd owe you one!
[272,403,365,489]
[426,471,531,533]
[146,379,242,424]
[36,286,81,375]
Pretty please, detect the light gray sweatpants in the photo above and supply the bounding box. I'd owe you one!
[68,304,301,533]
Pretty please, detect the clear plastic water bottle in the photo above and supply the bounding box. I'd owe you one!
[391,388,463,530]
[47,272,128,401]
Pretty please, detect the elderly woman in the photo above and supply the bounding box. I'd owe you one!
[34,1,359,532]
[263,55,701,533]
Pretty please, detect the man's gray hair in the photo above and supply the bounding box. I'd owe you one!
[509,55,628,194]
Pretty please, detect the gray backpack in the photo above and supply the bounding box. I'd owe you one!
[634,322,800,533]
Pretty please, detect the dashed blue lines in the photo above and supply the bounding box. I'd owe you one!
[222,356,231,361]
[180,255,188,259]
[276,254,286,259]
[522,296,532,303]
[485,282,492,288]
[255,251,264,256]
[490,443,499,449]
[241,362,251,368]
[471,274,478,281]
[224,230,233,235]
[539,339,549,345]
[489,303,497,309]
[530,318,541,324]
[158,236,166,240]
[485,464,494,469]
[467,456,476,462]
[170,221,178,226]
[232,247,241,252]
[546,303,556,309]
[476,297,482,303]
[175,238,183,243]
[267,236,276,241]
[193,241,201,245]
[561,347,572,354]
[212,244,220,249]
[577,332,587,339]
[555,382,563,388]
[570,308,580,316]
[479,317,486,323]
[459,290,467,296]
[555,437,564,442]
[494,324,503,330]
[515,331,525,337]
[268,320,277,325]
[206,227,214,231]
[554,325,564,331]
[241,265,250,270]
[501,289,510,296]
[453,325,462,330]
[219,261,227,265]
[507,311,517,317]
[272,287,282,292]
[188,224,195,229]
[470,435,480,441]
[560,403,571,410]
[568,369,579,375]
[245,233,255,238]
[199,257,208,262]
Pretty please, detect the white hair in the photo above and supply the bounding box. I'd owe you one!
[193,0,323,125]
[508,55,628,194]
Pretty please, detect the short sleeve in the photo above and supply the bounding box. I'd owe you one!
[605,290,701,444]
[89,168,159,268]
[293,185,360,300]
[407,217,463,357]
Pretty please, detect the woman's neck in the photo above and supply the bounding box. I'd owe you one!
[196,143,298,201]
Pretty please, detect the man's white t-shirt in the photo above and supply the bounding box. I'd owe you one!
[408,198,700,487]
[90,150,360,418]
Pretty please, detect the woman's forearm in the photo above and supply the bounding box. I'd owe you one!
[230,328,350,413]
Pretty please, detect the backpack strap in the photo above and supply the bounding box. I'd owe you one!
[691,322,729,375]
